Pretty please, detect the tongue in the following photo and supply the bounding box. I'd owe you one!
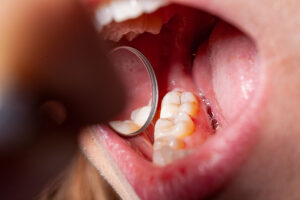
[193,21,259,125]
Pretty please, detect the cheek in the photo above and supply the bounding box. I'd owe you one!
[193,21,260,126]
[212,27,300,200]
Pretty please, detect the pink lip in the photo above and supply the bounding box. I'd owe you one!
[92,91,263,199]
[86,1,266,199]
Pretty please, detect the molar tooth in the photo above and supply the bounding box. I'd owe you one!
[153,136,185,150]
[162,91,181,105]
[131,106,151,127]
[180,92,199,116]
[153,91,200,166]
[181,92,197,103]
[109,120,140,135]
[154,118,174,139]
[154,112,194,140]
[160,91,181,118]
[153,146,189,166]
[153,146,175,166]
[172,112,194,139]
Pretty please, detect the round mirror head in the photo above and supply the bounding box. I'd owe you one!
[108,46,158,137]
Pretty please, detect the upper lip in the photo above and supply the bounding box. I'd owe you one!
[81,0,266,199]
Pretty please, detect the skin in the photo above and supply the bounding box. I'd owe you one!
[1,0,300,199]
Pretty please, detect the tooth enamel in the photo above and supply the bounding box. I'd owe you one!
[153,146,189,166]
[162,91,181,105]
[153,136,185,150]
[95,0,169,30]
[131,105,151,127]
[180,92,199,116]
[172,112,194,139]
[153,90,199,166]
[95,4,113,29]
[154,118,174,139]
[142,0,167,13]
[109,120,140,135]
[160,104,179,118]
[109,103,151,135]
[160,91,181,118]
[111,0,143,23]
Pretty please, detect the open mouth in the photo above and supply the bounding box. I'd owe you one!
[80,0,264,199]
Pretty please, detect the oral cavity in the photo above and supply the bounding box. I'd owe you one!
[95,1,258,168]
[101,4,218,165]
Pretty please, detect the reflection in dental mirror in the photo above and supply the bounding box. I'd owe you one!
[108,46,158,136]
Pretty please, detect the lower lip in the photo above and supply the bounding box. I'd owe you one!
[90,89,263,199]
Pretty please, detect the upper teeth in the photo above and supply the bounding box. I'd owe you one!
[95,0,168,30]
[153,91,199,166]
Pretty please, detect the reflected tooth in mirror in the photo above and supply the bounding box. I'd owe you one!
[109,120,140,135]
[131,106,151,127]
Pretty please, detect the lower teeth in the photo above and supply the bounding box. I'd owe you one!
[153,90,216,166]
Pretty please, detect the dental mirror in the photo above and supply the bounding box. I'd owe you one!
[108,46,158,137]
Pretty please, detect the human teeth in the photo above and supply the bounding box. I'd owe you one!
[153,136,185,150]
[131,105,151,127]
[153,91,199,166]
[109,120,140,135]
[154,118,174,139]
[160,91,181,118]
[180,92,199,116]
[109,105,150,135]
[153,146,191,166]
[101,13,163,41]
[95,0,169,30]
[142,0,166,13]
[160,104,179,118]
[172,112,194,139]
[154,112,194,139]
[162,91,181,105]
[95,5,113,30]
[111,0,143,23]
